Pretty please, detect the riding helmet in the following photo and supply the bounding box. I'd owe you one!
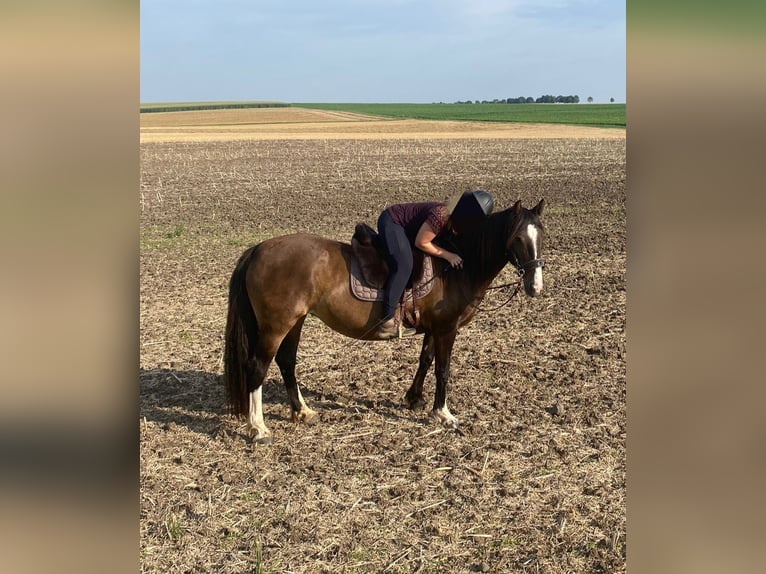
[469,190,494,216]
[449,189,494,219]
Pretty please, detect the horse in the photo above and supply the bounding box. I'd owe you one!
[223,199,545,444]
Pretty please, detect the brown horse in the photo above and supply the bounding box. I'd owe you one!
[224,199,545,443]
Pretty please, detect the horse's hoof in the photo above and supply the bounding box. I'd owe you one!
[431,409,461,432]
[441,421,464,435]
[407,398,426,410]
[292,409,319,425]
[304,411,319,425]
[404,394,426,410]
[254,435,273,446]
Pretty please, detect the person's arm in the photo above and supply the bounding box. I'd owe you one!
[414,222,463,268]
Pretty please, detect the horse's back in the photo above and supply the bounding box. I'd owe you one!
[250,233,346,277]
[245,233,388,337]
[244,233,347,310]
[257,232,341,256]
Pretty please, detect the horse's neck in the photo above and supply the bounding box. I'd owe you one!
[460,212,513,290]
[473,247,508,293]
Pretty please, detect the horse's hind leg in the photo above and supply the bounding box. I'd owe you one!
[245,326,288,444]
[245,344,278,444]
[276,316,317,424]
[405,333,434,410]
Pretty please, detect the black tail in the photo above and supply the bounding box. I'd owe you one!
[223,245,260,416]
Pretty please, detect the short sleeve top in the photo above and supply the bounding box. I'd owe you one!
[385,202,450,242]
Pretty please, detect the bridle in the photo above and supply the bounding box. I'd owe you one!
[467,236,545,312]
[509,250,545,277]
[507,218,545,277]
[439,220,546,312]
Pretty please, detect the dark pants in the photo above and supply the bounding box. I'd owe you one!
[377,210,413,320]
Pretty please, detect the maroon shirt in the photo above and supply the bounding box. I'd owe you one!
[385,202,450,242]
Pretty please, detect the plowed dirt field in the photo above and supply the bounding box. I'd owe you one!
[140,108,625,573]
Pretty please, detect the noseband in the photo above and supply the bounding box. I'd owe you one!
[509,251,545,277]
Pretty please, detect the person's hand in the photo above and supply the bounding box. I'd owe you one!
[444,252,463,269]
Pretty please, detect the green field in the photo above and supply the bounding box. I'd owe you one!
[140,100,289,113]
[140,100,625,127]
[294,102,625,127]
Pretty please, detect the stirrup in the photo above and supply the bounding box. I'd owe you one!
[397,322,417,338]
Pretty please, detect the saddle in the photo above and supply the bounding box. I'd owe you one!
[349,223,435,326]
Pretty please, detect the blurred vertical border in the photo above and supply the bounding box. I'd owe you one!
[630,2,766,573]
[0,1,137,573]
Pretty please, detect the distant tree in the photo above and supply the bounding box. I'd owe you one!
[610,97,615,103]
[458,95,591,105]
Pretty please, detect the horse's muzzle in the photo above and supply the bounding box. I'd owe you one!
[524,264,544,297]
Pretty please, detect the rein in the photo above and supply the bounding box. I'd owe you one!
[471,281,523,312]
[464,253,545,312]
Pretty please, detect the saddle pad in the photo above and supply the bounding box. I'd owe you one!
[350,256,435,302]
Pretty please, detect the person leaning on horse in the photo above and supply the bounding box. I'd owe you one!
[223,190,544,444]
[375,190,495,339]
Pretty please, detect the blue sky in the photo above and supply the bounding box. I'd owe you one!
[140,0,625,103]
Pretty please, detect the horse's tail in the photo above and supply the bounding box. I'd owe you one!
[223,244,260,416]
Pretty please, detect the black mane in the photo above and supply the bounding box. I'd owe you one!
[437,208,516,282]
[436,205,544,293]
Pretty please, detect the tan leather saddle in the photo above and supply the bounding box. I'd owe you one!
[349,223,435,326]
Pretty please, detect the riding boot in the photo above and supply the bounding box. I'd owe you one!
[376,315,417,339]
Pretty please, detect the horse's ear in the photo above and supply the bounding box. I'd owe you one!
[532,198,545,216]
[513,200,522,216]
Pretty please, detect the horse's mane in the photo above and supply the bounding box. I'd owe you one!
[436,206,541,282]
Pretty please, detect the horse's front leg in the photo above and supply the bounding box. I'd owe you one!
[276,316,317,424]
[432,329,459,430]
[405,333,434,410]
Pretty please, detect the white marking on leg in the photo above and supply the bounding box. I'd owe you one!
[294,385,318,423]
[248,386,272,442]
[433,401,458,428]
[296,385,309,410]
[526,223,543,295]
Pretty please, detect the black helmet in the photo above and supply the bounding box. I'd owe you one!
[447,190,494,234]
[450,189,494,219]
[470,190,494,216]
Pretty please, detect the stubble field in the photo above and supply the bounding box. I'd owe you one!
[140,108,626,573]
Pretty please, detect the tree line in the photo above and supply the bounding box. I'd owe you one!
[453,95,581,104]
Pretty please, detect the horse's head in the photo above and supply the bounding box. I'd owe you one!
[506,199,545,297]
